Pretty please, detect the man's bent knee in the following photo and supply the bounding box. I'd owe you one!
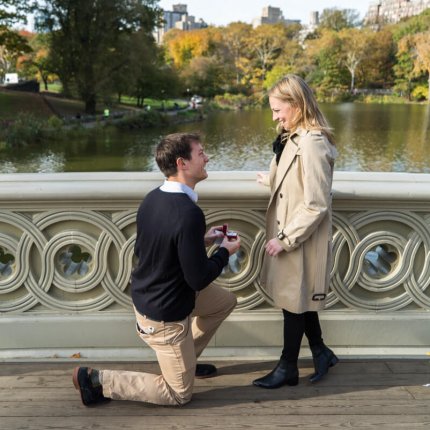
[173,391,192,406]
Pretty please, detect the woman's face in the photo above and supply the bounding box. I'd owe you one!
[269,96,298,130]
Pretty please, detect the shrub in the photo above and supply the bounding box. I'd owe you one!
[213,93,256,110]
[4,113,44,147]
[114,110,167,130]
[411,85,428,102]
[46,115,64,129]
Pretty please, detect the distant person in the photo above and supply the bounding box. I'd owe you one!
[73,132,240,406]
[253,74,339,389]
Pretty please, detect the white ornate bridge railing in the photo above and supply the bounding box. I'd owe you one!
[0,171,429,360]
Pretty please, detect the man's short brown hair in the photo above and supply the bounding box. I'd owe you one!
[155,132,201,177]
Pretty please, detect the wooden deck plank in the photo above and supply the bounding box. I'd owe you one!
[0,372,425,389]
[1,415,430,429]
[0,360,429,430]
[1,398,430,417]
[0,385,415,402]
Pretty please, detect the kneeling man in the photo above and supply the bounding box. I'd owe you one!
[73,132,240,406]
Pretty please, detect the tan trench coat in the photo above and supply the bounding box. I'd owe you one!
[260,128,338,313]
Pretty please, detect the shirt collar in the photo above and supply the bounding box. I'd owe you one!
[159,180,198,202]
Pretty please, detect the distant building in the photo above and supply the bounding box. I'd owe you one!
[309,11,320,29]
[365,0,430,26]
[153,3,208,44]
[252,6,300,28]
[298,11,319,43]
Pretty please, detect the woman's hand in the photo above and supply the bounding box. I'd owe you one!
[256,172,268,185]
[265,238,284,257]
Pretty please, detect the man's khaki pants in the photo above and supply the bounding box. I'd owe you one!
[100,284,237,405]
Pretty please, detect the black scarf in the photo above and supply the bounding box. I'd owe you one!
[272,133,288,165]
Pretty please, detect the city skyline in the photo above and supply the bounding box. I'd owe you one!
[157,0,370,26]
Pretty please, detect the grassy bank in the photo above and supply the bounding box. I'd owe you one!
[0,89,203,148]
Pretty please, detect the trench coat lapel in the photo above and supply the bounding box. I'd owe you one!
[268,136,300,207]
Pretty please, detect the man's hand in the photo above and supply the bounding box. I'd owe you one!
[220,235,241,256]
[204,225,225,246]
[265,238,284,257]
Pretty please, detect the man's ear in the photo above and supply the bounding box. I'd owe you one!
[176,157,187,171]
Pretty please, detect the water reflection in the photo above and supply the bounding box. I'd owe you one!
[0,103,429,172]
[323,103,430,172]
[0,151,65,173]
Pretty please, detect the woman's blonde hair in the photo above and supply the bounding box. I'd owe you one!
[268,74,335,145]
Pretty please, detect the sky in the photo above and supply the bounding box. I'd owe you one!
[157,0,370,26]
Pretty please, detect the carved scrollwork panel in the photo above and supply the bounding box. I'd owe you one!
[0,209,136,313]
[205,209,270,310]
[1,204,430,314]
[329,209,430,311]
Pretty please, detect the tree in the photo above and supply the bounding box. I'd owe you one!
[163,27,221,70]
[17,32,57,90]
[0,0,31,50]
[305,29,349,97]
[411,31,430,102]
[264,39,303,90]
[117,29,180,106]
[0,1,31,78]
[221,22,252,87]
[319,8,361,32]
[246,24,286,88]
[181,55,224,97]
[338,28,370,92]
[360,28,395,89]
[32,0,161,113]
[392,9,430,99]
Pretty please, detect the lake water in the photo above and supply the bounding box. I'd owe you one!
[1,103,429,173]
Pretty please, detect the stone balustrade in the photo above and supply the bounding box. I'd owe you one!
[1,171,429,360]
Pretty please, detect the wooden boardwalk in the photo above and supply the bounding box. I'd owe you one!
[1,359,430,429]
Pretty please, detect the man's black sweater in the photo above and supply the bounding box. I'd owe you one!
[131,188,229,322]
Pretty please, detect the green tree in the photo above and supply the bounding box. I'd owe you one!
[17,32,57,90]
[392,9,430,99]
[0,1,31,79]
[394,34,415,99]
[319,8,361,32]
[305,29,349,97]
[221,22,252,87]
[0,1,31,52]
[359,28,395,89]
[338,28,371,92]
[410,31,430,102]
[32,0,161,113]
[181,55,224,97]
[246,23,286,89]
[264,38,303,90]
[125,30,180,106]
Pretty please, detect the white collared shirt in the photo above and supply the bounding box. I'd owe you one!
[160,180,198,203]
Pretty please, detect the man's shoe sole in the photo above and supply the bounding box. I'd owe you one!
[72,367,87,405]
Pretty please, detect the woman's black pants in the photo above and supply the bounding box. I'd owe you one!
[280,309,323,364]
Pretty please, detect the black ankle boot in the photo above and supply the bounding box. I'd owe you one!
[253,360,299,389]
[309,344,339,383]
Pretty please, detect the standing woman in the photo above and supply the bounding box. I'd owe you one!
[253,74,338,389]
